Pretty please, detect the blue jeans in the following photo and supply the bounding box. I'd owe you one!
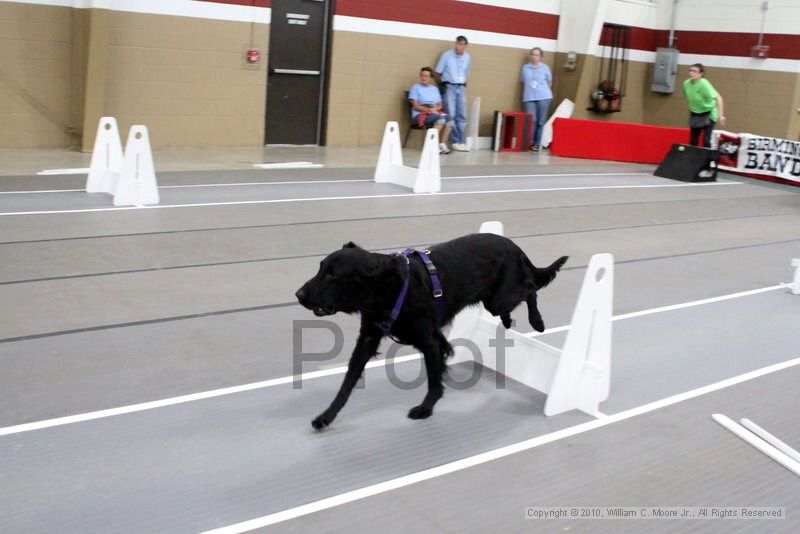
[443,84,467,143]
[524,99,552,147]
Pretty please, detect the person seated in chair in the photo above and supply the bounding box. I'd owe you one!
[409,67,454,154]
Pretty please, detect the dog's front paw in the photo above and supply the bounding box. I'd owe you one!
[311,411,335,430]
[531,316,545,333]
[408,405,433,419]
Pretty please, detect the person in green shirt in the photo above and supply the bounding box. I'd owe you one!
[683,63,726,148]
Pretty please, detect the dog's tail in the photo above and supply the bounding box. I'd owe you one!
[527,255,568,289]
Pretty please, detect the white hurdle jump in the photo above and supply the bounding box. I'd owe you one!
[113,125,159,207]
[85,116,160,206]
[449,221,613,417]
[85,117,124,195]
[374,121,441,193]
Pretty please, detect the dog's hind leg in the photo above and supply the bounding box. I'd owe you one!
[311,323,382,430]
[409,335,446,420]
[526,292,545,333]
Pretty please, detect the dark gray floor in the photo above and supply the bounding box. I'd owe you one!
[277,364,800,534]
[0,164,799,532]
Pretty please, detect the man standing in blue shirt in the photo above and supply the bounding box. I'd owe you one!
[520,47,553,152]
[435,36,471,152]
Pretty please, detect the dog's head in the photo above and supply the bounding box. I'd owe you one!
[295,242,396,316]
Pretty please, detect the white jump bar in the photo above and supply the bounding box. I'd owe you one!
[712,414,800,477]
[740,418,800,464]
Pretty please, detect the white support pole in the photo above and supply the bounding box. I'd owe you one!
[740,418,800,464]
[544,253,613,416]
[113,125,159,207]
[374,121,440,193]
[414,128,441,193]
[374,121,404,184]
[713,414,800,477]
[448,222,613,417]
[540,98,574,149]
[790,258,800,295]
[478,220,504,236]
[466,96,481,150]
[85,116,123,194]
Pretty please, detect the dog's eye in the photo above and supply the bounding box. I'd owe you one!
[325,265,337,278]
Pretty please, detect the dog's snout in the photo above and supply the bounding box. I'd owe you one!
[295,288,306,302]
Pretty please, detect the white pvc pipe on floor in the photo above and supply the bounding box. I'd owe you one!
[740,418,800,464]
[712,414,800,477]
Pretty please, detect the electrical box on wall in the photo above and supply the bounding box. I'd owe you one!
[652,47,679,94]
[751,45,770,58]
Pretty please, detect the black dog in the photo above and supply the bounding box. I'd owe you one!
[295,233,567,430]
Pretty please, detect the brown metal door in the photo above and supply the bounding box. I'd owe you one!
[264,0,330,145]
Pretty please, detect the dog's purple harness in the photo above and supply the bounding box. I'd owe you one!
[377,248,443,336]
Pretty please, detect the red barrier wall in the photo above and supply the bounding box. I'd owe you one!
[551,118,691,164]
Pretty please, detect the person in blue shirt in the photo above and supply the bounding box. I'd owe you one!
[409,67,454,154]
[435,36,471,152]
[520,47,553,152]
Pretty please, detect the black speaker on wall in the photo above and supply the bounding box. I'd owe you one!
[654,144,720,182]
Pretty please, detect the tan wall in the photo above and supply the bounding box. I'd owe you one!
[328,36,799,148]
[551,52,799,140]
[326,31,532,147]
[791,76,800,141]
[0,3,78,148]
[102,11,268,148]
[2,4,798,149]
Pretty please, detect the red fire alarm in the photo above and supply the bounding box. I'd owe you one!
[751,45,770,59]
[246,47,261,64]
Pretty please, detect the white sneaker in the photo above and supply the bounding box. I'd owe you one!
[452,143,469,152]
[439,143,450,154]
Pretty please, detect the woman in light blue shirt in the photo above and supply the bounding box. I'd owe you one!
[520,47,553,152]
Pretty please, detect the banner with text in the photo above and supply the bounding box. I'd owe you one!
[713,130,800,183]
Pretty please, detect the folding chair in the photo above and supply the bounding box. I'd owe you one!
[403,91,425,147]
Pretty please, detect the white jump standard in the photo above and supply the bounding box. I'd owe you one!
[374,121,441,194]
[449,221,614,417]
[85,117,124,195]
[84,116,160,207]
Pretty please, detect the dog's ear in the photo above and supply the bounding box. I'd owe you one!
[342,241,360,249]
[363,254,395,279]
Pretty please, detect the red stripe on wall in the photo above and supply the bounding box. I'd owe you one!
[671,30,800,60]
[600,26,800,60]
[195,1,799,60]
[194,0,271,8]
[193,0,557,40]
[335,0,558,40]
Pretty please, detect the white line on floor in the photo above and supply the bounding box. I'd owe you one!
[524,284,788,338]
[0,189,88,194]
[443,172,651,180]
[0,354,422,438]
[0,179,374,194]
[162,179,366,188]
[36,168,90,175]
[201,357,800,533]
[252,162,323,169]
[0,182,741,216]
[0,282,785,438]
[0,172,651,194]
